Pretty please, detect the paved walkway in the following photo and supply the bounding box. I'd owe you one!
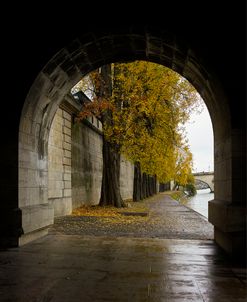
[0,194,246,301]
[50,194,213,240]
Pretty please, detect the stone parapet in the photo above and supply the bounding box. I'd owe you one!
[208,200,245,232]
[19,203,54,245]
[209,199,246,259]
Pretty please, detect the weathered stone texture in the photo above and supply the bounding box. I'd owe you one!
[48,108,72,216]
[71,122,103,207]
[71,120,134,208]
[48,106,135,213]
[120,156,134,200]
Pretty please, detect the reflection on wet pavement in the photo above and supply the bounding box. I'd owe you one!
[0,235,246,301]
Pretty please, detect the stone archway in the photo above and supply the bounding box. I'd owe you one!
[17,27,245,256]
[194,173,214,192]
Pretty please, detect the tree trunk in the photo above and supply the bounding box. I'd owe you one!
[97,64,125,208]
[148,175,152,196]
[99,136,125,208]
[142,173,147,199]
[153,175,157,195]
[154,175,158,194]
[133,162,142,201]
[133,162,158,201]
[172,181,179,191]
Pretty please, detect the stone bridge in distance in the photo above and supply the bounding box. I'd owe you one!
[193,172,214,192]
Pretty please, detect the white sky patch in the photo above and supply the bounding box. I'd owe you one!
[184,102,214,173]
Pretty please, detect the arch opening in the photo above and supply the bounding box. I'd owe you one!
[194,179,213,193]
[17,27,245,258]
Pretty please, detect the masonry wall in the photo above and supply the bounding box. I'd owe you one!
[120,157,134,200]
[71,120,103,207]
[48,108,72,216]
[71,118,135,207]
[48,108,135,215]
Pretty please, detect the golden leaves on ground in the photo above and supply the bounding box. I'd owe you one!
[72,205,120,217]
[71,201,149,224]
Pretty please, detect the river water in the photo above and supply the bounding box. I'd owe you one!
[183,188,214,219]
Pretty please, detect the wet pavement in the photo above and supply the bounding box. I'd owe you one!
[0,194,246,301]
[0,235,246,301]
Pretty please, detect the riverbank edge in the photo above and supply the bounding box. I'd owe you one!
[164,190,209,221]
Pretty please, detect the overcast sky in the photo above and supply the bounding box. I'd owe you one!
[184,102,214,173]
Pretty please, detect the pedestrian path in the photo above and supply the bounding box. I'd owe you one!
[50,194,214,240]
[0,235,246,301]
[0,194,245,301]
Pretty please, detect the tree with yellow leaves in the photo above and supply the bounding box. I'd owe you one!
[75,61,201,207]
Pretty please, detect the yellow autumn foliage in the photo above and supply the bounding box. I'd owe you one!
[75,61,202,184]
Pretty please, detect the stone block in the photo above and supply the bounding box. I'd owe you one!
[64,134,71,143]
[19,187,43,207]
[49,132,63,148]
[19,132,34,151]
[48,152,63,164]
[48,187,63,198]
[49,197,72,217]
[215,180,231,202]
[208,199,245,232]
[19,228,49,246]
[64,150,71,158]
[63,142,71,151]
[64,119,71,129]
[19,117,32,134]
[21,203,54,234]
[19,168,40,188]
[214,227,246,259]
[48,162,63,173]
[63,157,71,166]
[53,114,63,126]
[63,126,71,136]
[56,108,63,117]
[49,180,64,189]
[64,165,72,173]
[19,150,39,170]
[120,156,134,200]
[64,181,71,189]
[63,173,71,181]
[48,171,63,181]
[63,110,71,121]
[63,189,72,197]
[52,121,63,132]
